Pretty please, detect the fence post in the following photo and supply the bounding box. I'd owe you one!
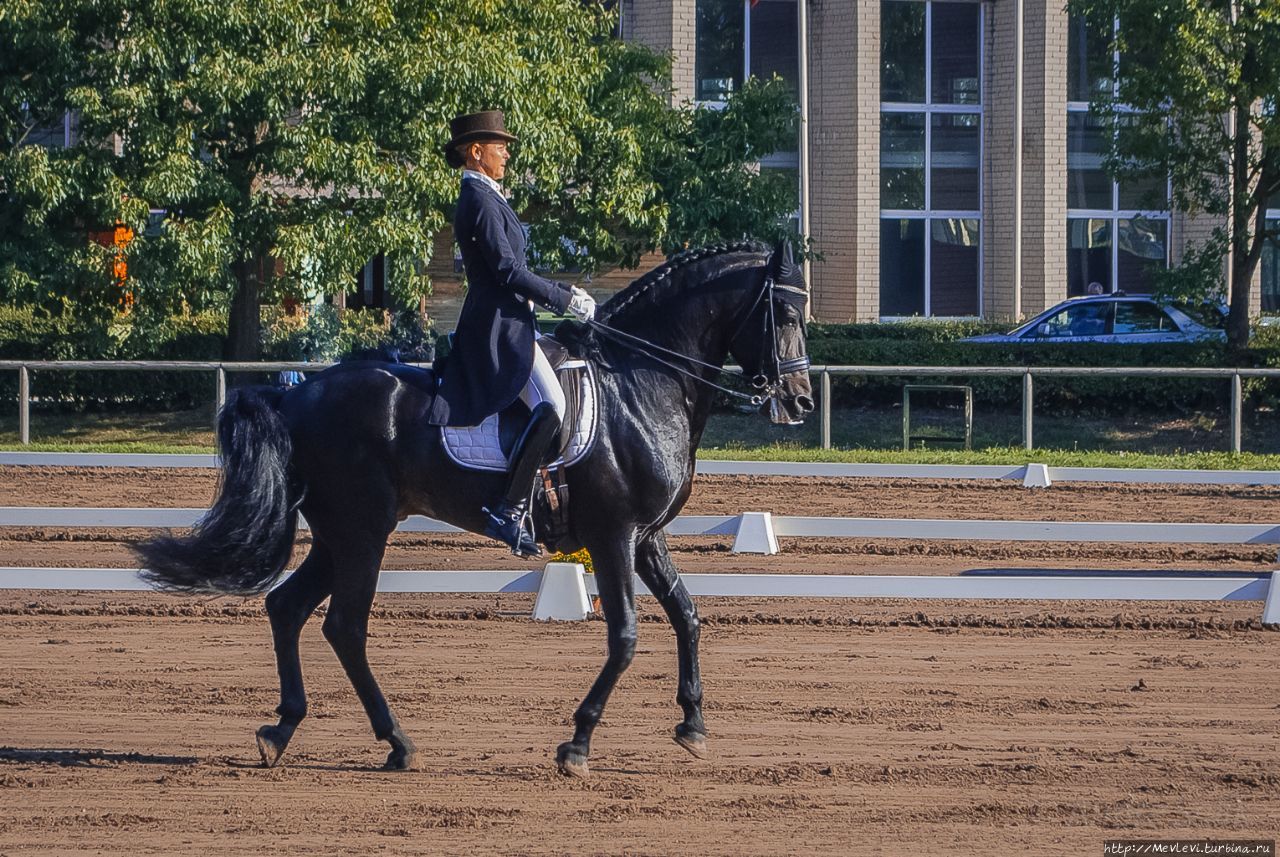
[820,369,831,450]
[1230,372,1242,454]
[18,365,30,446]
[1021,371,1033,451]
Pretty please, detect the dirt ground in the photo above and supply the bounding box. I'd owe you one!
[0,466,1277,855]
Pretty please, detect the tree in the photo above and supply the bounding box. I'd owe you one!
[1069,0,1280,349]
[1,0,800,360]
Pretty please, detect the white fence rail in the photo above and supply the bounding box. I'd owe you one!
[7,360,1280,452]
[1,566,1276,624]
[7,506,1280,548]
[4,452,1280,489]
[1,504,1279,622]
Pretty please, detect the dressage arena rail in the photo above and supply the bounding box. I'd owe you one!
[1,505,1277,623]
[5,451,1280,488]
[7,359,1280,453]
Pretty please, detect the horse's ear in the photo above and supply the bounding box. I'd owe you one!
[772,239,805,289]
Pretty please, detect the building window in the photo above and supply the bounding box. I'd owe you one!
[696,0,798,103]
[879,0,982,318]
[1263,192,1280,312]
[1067,14,1111,104]
[696,0,744,102]
[1067,16,1169,296]
[20,107,74,149]
[694,0,800,218]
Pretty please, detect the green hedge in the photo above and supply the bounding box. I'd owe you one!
[806,323,1280,413]
[0,306,225,410]
[0,305,434,411]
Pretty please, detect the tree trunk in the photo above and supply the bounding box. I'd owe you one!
[1227,102,1253,351]
[224,256,262,367]
[1228,242,1254,350]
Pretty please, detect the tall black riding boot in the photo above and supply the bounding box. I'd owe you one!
[483,402,562,558]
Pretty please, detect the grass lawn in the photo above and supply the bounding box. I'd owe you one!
[0,405,217,452]
[3,401,1280,469]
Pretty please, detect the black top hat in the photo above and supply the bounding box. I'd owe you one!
[444,110,518,168]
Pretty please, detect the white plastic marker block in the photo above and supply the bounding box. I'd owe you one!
[1022,463,1052,489]
[532,562,592,621]
[1264,571,1280,625]
[732,512,779,555]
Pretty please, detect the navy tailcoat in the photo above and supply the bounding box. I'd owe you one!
[427,177,573,427]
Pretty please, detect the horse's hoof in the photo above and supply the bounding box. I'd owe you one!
[383,736,417,771]
[255,725,287,768]
[674,725,708,760]
[556,742,589,778]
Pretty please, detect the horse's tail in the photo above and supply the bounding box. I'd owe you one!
[136,386,300,596]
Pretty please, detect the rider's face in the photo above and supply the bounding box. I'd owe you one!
[467,140,510,181]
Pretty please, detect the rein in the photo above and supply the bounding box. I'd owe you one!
[585,318,765,404]
[583,271,811,406]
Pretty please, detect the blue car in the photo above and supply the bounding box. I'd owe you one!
[962,293,1227,344]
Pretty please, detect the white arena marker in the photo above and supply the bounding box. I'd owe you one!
[532,562,592,621]
[732,512,779,555]
[1263,571,1280,625]
[1023,463,1052,489]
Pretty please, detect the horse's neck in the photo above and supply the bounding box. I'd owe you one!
[615,275,751,371]
[608,275,754,440]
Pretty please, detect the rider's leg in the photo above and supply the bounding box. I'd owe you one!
[484,347,563,557]
[520,342,566,418]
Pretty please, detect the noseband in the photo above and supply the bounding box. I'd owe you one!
[585,266,811,406]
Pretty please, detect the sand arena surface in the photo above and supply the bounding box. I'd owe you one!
[0,466,1277,854]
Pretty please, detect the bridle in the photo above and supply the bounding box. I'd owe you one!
[727,274,811,401]
[584,263,811,406]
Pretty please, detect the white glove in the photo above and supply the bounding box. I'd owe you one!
[568,286,597,322]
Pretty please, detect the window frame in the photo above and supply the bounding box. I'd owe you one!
[879,0,985,320]
[1262,205,1280,313]
[1066,16,1171,295]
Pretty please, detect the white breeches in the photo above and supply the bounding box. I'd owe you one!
[520,343,565,420]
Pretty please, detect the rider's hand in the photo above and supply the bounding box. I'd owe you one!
[568,286,597,322]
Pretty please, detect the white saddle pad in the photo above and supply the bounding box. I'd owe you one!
[441,361,599,473]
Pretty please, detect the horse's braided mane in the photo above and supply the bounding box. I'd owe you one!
[598,240,770,324]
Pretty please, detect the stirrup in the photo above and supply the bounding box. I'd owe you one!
[483,502,542,558]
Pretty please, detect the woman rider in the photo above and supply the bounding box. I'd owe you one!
[428,110,596,557]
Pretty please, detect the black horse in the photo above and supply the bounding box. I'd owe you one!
[136,240,814,777]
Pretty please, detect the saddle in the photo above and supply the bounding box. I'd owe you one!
[440,337,599,473]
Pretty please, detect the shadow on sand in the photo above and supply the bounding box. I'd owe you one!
[0,747,199,767]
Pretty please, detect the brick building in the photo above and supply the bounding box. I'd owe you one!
[621,0,1280,323]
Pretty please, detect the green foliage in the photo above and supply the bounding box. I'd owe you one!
[2,0,801,357]
[0,305,225,408]
[1067,0,1280,346]
[260,306,434,362]
[809,319,999,344]
[0,304,224,361]
[0,302,439,407]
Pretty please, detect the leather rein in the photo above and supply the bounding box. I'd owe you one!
[584,272,811,406]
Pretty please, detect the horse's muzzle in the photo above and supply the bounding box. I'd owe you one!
[769,394,814,425]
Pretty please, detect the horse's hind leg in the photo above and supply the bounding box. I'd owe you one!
[322,539,416,771]
[557,536,637,778]
[257,542,334,768]
[635,533,707,759]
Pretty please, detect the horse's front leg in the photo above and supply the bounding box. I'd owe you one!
[635,532,706,759]
[556,535,637,778]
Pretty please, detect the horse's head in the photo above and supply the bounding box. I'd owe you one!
[728,241,815,426]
